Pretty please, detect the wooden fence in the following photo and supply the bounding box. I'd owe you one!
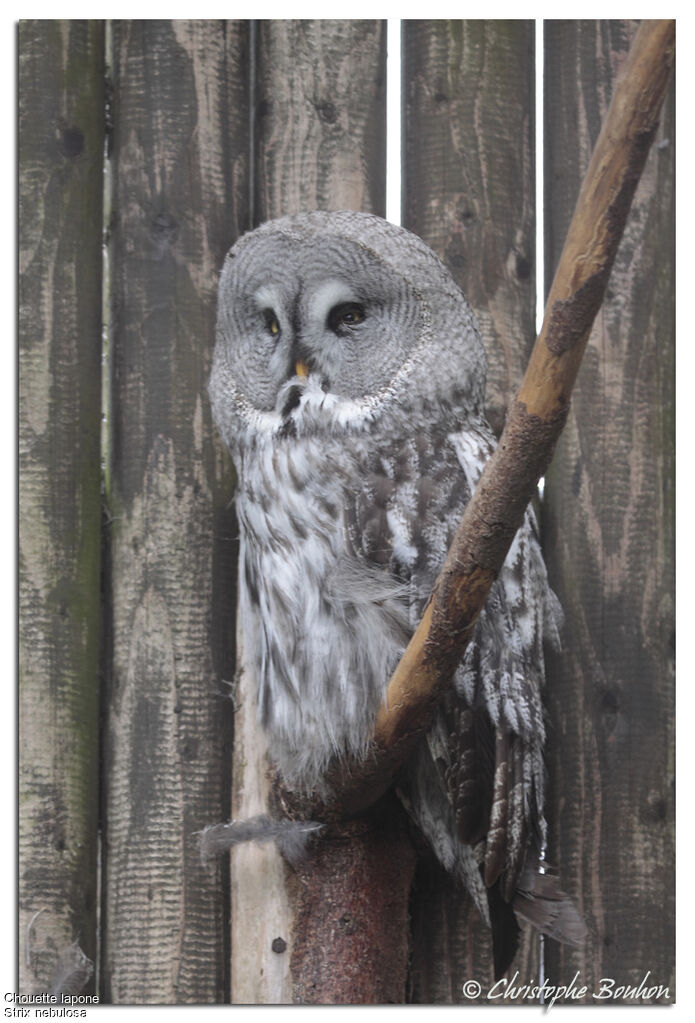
[18,19,674,1004]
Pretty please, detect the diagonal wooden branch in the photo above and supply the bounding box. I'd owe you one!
[276,18,675,822]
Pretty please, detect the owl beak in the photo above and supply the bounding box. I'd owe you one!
[295,359,310,378]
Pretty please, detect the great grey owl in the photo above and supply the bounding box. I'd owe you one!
[209,210,585,975]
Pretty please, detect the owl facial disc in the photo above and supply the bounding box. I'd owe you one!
[211,209,487,441]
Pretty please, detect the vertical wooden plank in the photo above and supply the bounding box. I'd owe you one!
[402,20,538,1000]
[403,20,536,439]
[230,19,387,1004]
[18,20,104,995]
[102,20,247,1003]
[254,20,387,221]
[543,20,675,1001]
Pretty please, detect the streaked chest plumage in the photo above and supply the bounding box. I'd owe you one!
[235,419,410,790]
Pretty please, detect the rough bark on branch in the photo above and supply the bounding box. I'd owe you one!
[278,18,675,822]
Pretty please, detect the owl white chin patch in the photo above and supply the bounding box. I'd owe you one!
[271,375,374,435]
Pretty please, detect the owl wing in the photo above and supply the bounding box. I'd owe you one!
[345,420,579,974]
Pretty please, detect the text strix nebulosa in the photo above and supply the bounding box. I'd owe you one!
[209,210,585,976]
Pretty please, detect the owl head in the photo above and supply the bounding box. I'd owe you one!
[210,211,486,448]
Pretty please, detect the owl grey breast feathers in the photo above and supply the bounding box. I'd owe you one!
[209,210,585,976]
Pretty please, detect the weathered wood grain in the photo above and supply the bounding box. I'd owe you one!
[403,20,536,439]
[102,20,246,1002]
[18,20,104,996]
[254,20,387,221]
[230,20,388,1004]
[229,620,296,1004]
[402,20,538,999]
[542,19,675,1002]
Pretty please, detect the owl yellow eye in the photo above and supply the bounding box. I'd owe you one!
[328,302,366,333]
[263,308,280,336]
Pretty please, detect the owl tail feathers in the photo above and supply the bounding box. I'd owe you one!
[199,815,323,867]
[489,861,586,979]
[512,859,588,947]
